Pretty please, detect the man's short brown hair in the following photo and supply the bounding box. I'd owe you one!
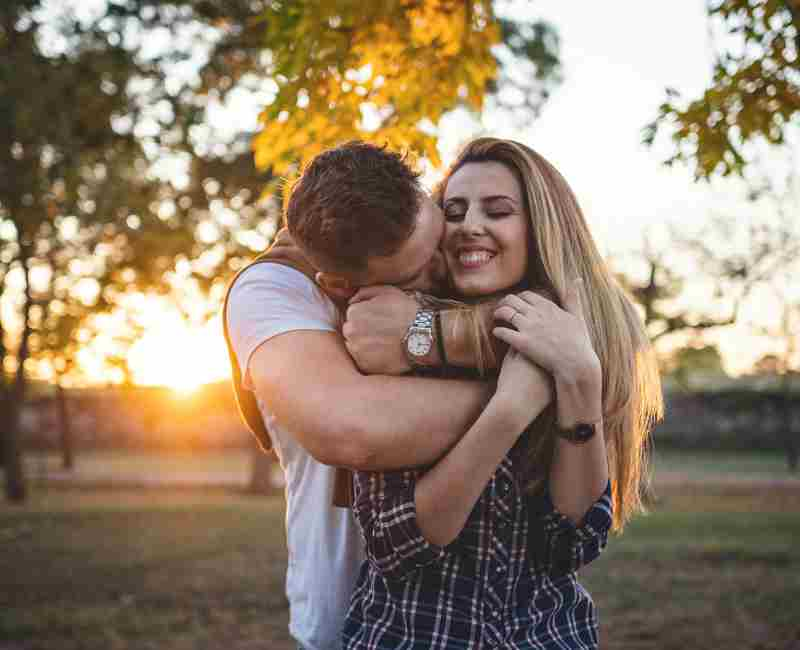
[285,141,422,275]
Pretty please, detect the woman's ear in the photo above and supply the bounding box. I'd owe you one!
[315,272,357,300]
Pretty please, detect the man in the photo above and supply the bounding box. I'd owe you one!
[225,142,509,650]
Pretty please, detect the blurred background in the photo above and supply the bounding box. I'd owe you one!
[1,1,798,648]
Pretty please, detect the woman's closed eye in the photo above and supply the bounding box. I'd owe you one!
[445,210,512,222]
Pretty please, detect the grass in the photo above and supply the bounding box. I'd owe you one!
[2,451,799,649]
[0,489,293,650]
[582,489,800,649]
[25,447,796,487]
[651,448,793,482]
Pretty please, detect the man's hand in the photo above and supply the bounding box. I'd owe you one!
[343,285,419,374]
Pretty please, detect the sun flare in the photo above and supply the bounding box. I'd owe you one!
[127,312,230,391]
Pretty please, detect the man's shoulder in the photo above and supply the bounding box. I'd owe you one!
[233,259,316,291]
[226,260,339,343]
[228,261,332,311]
[224,261,341,385]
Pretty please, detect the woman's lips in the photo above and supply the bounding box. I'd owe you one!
[456,250,496,269]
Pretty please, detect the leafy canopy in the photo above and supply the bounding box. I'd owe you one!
[251,0,560,176]
[645,0,800,179]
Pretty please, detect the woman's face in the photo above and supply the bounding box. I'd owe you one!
[442,161,530,299]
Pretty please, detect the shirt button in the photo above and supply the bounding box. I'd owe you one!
[496,565,505,573]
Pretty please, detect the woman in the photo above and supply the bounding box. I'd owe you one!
[341,138,663,649]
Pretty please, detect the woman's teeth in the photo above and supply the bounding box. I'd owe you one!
[458,251,495,268]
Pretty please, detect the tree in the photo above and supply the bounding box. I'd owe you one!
[243,0,562,175]
[666,344,727,390]
[644,0,800,179]
[613,231,740,349]
[0,1,194,501]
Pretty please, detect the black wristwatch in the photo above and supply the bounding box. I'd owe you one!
[555,421,598,445]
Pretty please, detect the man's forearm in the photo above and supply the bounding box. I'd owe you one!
[250,330,494,472]
[343,374,493,471]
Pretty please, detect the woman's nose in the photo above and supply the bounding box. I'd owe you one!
[462,210,486,236]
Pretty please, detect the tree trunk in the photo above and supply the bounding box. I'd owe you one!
[2,398,25,503]
[248,445,277,494]
[56,382,74,471]
[4,249,32,502]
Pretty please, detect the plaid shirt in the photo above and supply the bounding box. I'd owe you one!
[341,436,613,649]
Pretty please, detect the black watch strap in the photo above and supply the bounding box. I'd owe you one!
[555,421,597,445]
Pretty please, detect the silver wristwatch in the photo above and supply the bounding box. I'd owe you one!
[403,308,435,367]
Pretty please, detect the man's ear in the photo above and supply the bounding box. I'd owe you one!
[315,272,357,300]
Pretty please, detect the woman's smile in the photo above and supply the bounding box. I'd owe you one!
[454,246,497,270]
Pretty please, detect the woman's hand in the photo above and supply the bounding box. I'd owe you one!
[495,348,553,430]
[493,280,599,386]
[493,279,602,427]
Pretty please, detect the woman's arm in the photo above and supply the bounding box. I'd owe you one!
[494,280,609,526]
[413,350,551,546]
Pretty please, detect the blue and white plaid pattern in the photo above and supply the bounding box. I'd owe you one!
[342,442,613,649]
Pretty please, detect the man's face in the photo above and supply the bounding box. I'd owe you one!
[362,195,447,293]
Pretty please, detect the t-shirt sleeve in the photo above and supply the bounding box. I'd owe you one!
[226,263,340,390]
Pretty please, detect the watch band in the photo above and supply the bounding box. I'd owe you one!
[555,421,597,445]
[411,309,434,332]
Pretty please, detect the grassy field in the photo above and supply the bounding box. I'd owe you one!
[2,452,799,650]
[23,447,795,487]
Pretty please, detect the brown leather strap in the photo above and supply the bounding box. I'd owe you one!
[222,229,353,507]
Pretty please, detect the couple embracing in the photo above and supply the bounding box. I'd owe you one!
[224,138,662,649]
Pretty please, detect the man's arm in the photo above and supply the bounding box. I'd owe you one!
[248,329,493,471]
[344,286,502,374]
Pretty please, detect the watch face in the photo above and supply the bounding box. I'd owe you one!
[573,423,596,443]
[407,331,432,357]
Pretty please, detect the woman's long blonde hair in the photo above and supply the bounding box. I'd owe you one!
[433,137,664,531]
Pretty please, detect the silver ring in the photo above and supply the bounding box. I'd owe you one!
[510,311,520,327]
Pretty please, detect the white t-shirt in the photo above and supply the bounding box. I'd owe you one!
[226,263,366,650]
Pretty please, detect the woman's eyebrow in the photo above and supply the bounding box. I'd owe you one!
[482,195,517,204]
[443,197,467,207]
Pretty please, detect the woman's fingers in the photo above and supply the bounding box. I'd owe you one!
[494,304,524,328]
[495,294,529,320]
[493,326,524,348]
